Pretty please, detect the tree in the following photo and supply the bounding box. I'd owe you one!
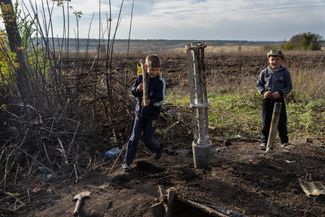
[281,32,323,51]
[0,0,30,102]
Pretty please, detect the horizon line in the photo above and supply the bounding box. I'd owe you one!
[38,38,285,43]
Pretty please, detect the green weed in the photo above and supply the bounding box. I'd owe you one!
[165,91,324,139]
[288,98,325,137]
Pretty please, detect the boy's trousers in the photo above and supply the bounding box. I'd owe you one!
[261,98,288,144]
[124,114,161,165]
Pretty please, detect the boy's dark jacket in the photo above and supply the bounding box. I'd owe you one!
[131,74,166,120]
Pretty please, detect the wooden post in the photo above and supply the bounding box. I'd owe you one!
[166,187,177,217]
[266,102,282,152]
[140,59,149,106]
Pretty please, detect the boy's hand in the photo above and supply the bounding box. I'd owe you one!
[263,91,272,99]
[142,99,150,107]
[136,83,143,92]
[272,92,281,99]
[143,63,148,72]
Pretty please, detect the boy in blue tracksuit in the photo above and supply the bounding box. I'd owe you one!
[257,49,293,150]
[123,54,166,172]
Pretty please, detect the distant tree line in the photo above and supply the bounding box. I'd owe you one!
[281,32,323,51]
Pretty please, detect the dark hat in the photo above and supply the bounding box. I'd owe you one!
[267,49,284,58]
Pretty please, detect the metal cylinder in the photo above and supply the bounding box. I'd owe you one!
[192,141,211,168]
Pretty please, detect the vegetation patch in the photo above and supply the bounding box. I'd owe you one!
[166,91,325,139]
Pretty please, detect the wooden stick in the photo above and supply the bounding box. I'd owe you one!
[140,59,149,106]
[157,185,165,202]
[74,163,79,183]
[68,121,80,156]
[266,102,282,152]
[166,187,177,217]
[108,143,127,175]
[58,138,69,165]
[17,146,58,176]
[42,142,52,165]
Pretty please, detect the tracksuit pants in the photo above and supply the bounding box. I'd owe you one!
[124,114,161,165]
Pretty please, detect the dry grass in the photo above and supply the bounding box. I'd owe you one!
[290,67,325,100]
[169,45,266,55]
[168,44,325,56]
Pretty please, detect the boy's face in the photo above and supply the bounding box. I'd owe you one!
[144,64,161,78]
[268,56,283,70]
[148,67,161,78]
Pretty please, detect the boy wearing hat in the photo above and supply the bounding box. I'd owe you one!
[257,49,293,150]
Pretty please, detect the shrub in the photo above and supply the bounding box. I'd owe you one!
[0,31,17,80]
[281,32,323,51]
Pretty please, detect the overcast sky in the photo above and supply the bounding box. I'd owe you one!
[7,0,325,41]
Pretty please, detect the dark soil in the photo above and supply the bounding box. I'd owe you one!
[18,137,325,217]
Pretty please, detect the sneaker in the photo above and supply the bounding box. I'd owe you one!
[259,143,266,150]
[122,163,131,172]
[154,145,164,160]
[281,143,288,148]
